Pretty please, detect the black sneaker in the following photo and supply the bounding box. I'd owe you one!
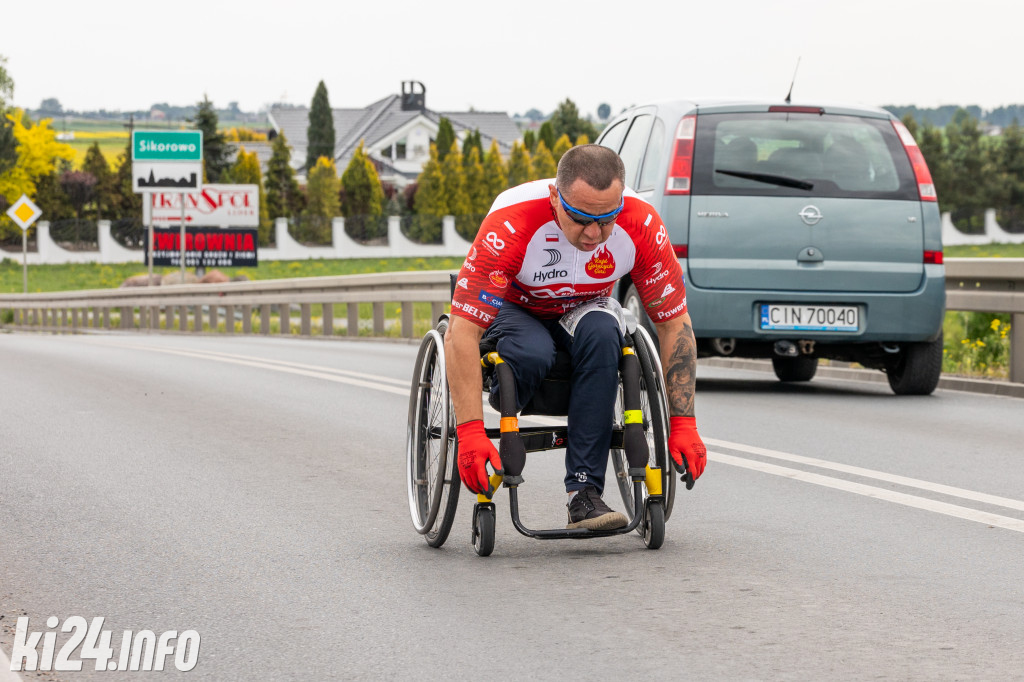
[566,486,628,530]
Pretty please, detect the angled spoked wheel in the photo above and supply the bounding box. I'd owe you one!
[612,325,675,546]
[407,316,460,548]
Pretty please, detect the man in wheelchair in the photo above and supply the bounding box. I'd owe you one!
[445,145,707,531]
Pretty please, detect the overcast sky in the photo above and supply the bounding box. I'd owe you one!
[4,0,1021,120]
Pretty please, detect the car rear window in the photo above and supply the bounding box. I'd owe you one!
[691,112,919,200]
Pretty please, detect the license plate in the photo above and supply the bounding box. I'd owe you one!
[759,304,859,332]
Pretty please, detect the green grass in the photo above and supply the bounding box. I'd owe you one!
[0,257,461,294]
[944,243,1024,258]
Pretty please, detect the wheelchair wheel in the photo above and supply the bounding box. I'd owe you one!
[407,316,460,547]
[643,499,666,550]
[611,325,676,536]
[473,505,495,557]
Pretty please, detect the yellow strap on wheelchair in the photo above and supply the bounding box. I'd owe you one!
[477,473,504,503]
[645,465,663,496]
[499,416,518,433]
[622,346,636,357]
[624,409,643,425]
[481,352,504,368]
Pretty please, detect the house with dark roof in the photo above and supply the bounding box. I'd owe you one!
[267,81,521,187]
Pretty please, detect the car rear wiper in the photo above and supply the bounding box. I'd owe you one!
[715,169,814,191]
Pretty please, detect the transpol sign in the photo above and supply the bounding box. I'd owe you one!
[145,184,259,227]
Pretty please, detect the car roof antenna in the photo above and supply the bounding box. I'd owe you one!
[784,57,801,104]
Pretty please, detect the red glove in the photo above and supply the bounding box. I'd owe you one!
[669,416,707,489]
[456,420,502,495]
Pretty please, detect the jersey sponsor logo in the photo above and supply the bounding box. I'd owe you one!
[655,300,686,320]
[542,249,562,267]
[468,246,478,260]
[452,299,494,323]
[533,268,569,283]
[485,232,505,251]
[646,296,666,308]
[479,290,504,308]
[489,271,509,289]
[584,245,616,278]
[644,268,671,286]
[660,282,676,297]
[649,261,663,276]
[655,224,668,246]
[531,285,579,298]
[462,259,476,273]
[457,277,469,289]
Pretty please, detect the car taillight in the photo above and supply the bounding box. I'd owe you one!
[665,115,696,195]
[892,120,938,202]
[768,105,825,115]
[924,250,943,264]
[673,244,688,258]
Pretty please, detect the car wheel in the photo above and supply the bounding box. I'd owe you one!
[772,355,818,382]
[886,332,943,396]
[623,283,659,348]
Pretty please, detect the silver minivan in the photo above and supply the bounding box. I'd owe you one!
[598,100,945,395]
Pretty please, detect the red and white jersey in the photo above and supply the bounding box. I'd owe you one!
[451,179,687,329]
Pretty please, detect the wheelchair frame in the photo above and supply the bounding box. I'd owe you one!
[407,314,676,556]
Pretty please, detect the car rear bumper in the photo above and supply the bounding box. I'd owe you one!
[684,263,945,343]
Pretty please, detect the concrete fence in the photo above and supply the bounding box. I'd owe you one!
[0,216,472,265]
[3,211,1023,265]
[2,259,1023,382]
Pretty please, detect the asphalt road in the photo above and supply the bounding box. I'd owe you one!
[1,331,1022,680]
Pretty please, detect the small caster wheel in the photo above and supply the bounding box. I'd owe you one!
[643,499,665,550]
[472,504,495,557]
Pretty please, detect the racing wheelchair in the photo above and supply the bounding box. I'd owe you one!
[406,302,677,557]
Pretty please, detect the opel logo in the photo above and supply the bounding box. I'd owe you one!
[799,205,823,226]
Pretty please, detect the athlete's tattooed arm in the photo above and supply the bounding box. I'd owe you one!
[654,313,697,417]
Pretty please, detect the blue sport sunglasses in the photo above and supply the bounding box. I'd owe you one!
[557,190,624,227]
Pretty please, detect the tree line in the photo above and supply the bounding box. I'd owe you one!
[903,108,1024,232]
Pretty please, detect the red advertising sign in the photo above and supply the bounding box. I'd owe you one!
[146,227,258,268]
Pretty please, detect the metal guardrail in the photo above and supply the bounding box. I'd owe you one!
[0,270,455,339]
[2,259,1023,381]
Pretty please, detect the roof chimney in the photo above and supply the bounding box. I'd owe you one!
[401,81,426,111]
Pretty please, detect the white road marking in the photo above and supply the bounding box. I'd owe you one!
[712,451,1024,534]
[103,342,409,395]
[706,437,1024,512]
[87,337,1024,533]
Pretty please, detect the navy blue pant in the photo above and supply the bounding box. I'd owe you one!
[483,303,623,494]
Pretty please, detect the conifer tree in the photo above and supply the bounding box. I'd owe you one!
[538,121,555,152]
[303,156,339,243]
[522,129,536,153]
[435,118,456,162]
[549,98,598,142]
[461,128,483,162]
[531,140,557,180]
[194,96,233,182]
[411,144,446,242]
[464,146,490,216]
[483,139,507,202]
[82,142,113,220]
[552,134,573,165]
[111,138,141,218]
[442,142,473,239]
[341,141,386,240]
[231,146,272,245]
[993,122,1024,230]
[505,140,531,188]
[305,81,336,171]
[265,132,304,219]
